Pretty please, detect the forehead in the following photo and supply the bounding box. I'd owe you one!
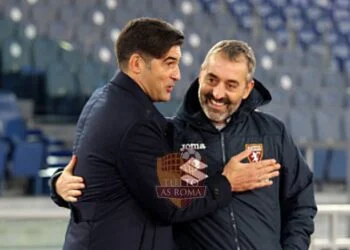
[203,53,249,81]
[160,45,182,60]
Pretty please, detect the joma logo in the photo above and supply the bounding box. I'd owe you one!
[180,143,206,151]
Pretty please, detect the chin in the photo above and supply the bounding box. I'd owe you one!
[158,95,171,102]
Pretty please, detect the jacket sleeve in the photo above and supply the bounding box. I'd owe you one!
[118,119,232,224]
[280,125,317,249]
[49,168,70,208]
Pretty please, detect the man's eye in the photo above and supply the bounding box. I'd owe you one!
[227,83,238,90]
[207,78,215,84]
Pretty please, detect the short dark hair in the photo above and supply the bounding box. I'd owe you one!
[115,17,184,70]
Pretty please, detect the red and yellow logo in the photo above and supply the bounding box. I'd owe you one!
[245,144,263,163]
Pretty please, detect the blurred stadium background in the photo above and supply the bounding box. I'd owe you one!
[0,0,349,249]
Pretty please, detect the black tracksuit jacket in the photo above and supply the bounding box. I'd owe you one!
[172,79,317,250]
[53,72,232,250]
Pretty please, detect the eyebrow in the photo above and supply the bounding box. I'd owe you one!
[207,72,239,84]
[164,56,178,62]
[207,73,218,79]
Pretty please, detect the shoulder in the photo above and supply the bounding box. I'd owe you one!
[250,109,287,135]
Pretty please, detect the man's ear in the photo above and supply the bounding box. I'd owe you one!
[128,54,143,74]
[243,79,255,99]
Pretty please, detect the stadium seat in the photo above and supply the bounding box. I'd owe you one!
[60,46,82,74]
[314,109,343,142]
[297,27,318,50]
[299,67,323,90]
[278,47,303,67]
[344,109,350,140]
[0,91,21,114]
[323,69,346,88]
[304,43,328,69]
[76,23,101,54]
[46,61,77,98]
[259,103,289,125]
[58,4,81,28]
[48,20,74,42]
[78,61,104,99]
[0,18,15,46]
[288,107,314,143]
[12,141,46,195]
[273,66,299,91]
[316,87,344,109]
[1,37,31,73]
[0,139,10,195]
[290,89,316,108]
[2,112,27,139]
[32,37,59,71]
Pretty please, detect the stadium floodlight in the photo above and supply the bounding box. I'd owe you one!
[93,10,105,26]
[261,55,273,70]
[280,75,292,91]
[24,24,37,40]
[173,19,185,32]
[265,38,277,53]
[59,41,74,51]
[99,47,112,63]
[9,7,22,22]
[189,33,201,48]
[27,0,38,5]
[10,42,22,58]
[182,51,193,66]
[106,0,118,10]
[181,1,193,15]
[110,28,121,42]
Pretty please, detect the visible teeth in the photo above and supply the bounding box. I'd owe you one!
[211,100,224,106]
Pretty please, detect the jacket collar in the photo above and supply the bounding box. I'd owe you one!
[110,71,154,108]
[110,71,169,130]
[175,78,271,131]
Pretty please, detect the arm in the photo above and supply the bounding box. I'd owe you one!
[280,126,317,249]
[119,120,280,224]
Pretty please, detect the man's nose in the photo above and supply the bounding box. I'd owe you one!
[212,83,225,99]
[171,66,181,81]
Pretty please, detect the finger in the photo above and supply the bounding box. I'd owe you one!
[261,170,280,180]
[68,182,85,190]
[64,155,78,173]
[254,159,277,169]
[230,149,252,163]
[254,180,273,189]
[68,190,83,197]
[258,164,281,175]
[64,176,84,184]
[66,196,78,202]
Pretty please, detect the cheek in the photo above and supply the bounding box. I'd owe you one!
[199,85,211,97]
[227,94,240,105]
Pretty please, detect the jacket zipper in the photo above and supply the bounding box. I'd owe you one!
[220,132,241,250]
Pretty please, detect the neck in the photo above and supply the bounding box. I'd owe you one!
[124,71,152,101]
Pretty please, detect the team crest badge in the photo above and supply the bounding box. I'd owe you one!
[245,144,263,163]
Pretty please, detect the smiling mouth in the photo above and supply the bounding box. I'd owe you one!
[167,86,174,93]
[207,99,227,109]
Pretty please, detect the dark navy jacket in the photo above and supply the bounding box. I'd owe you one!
[172,79,317,250]
[58,72,232,250]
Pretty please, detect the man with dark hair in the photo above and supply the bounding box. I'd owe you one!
[57,18,280,250]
